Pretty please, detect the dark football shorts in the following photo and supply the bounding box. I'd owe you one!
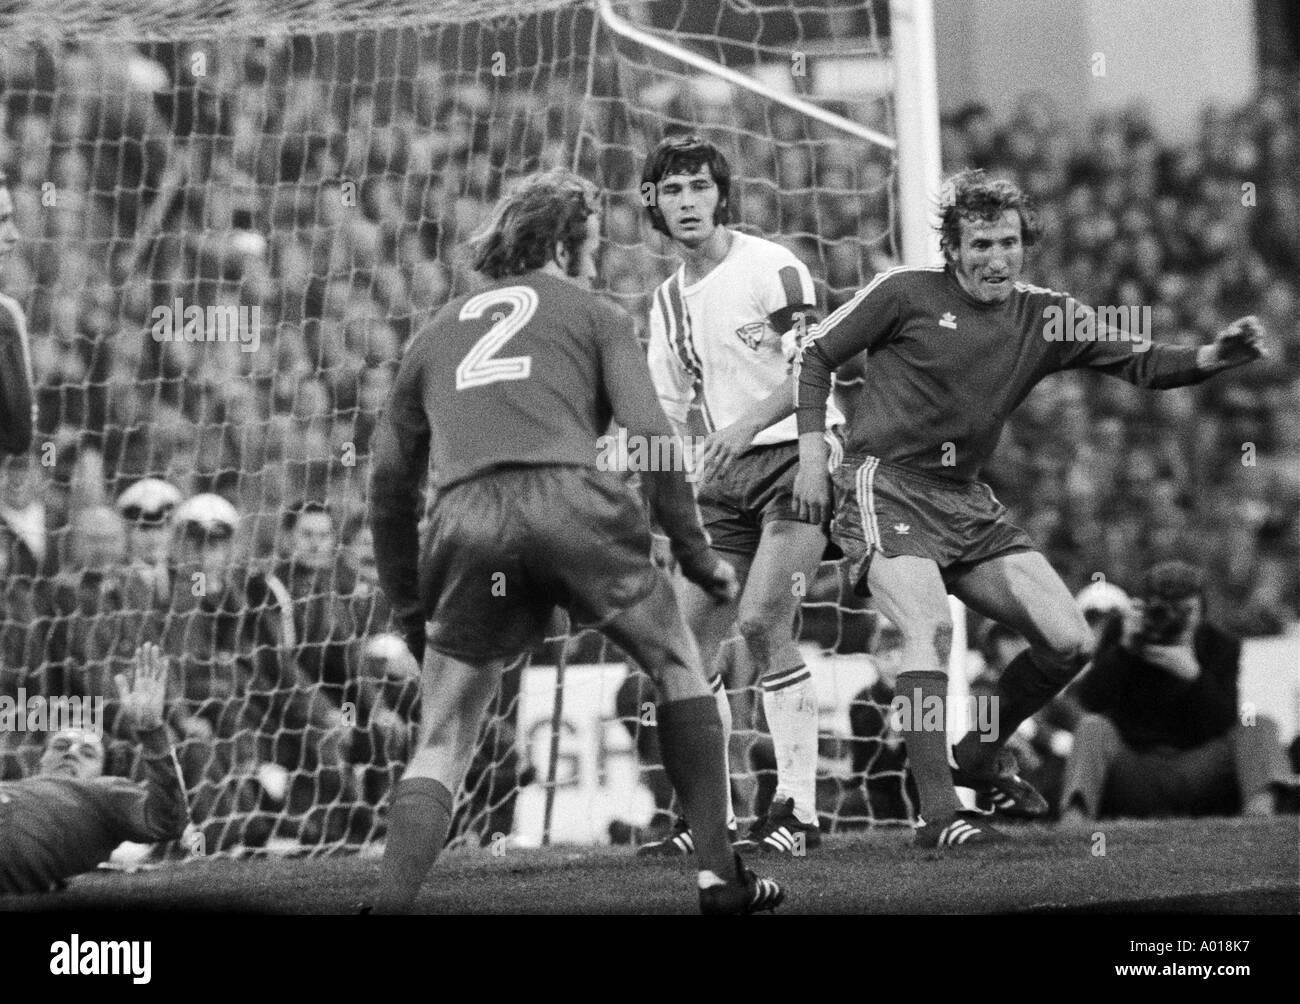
[697,438,840,559]
[421,465,659,662]
[831,454,1036,596]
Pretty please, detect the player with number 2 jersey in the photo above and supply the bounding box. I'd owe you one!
[367,168,783,915]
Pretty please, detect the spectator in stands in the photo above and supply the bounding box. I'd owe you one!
[62,504,126,575]
[42,506,139,772]
[116,478,183,609]
[340,514,392,629]
[158,492,271,849]
[159,492,347,849]
[274,500,368,841]
[340,514,378,586]
[42,429,110,568]
[1060,560,1290,823]
[276,501,356,696]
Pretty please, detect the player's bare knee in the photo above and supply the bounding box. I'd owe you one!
[892,615,953,667]
[634,635,682,678]
[736,612,779,654]
[644,659,700,703]
[635,629,698,684]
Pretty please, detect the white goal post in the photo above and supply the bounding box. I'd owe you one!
[594,0,960,678]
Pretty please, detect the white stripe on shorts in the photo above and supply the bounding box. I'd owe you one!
[855,456,881,549]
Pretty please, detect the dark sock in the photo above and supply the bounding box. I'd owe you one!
[373,776,454,914]
[636,725,678,823]
[655,696,738,882]
[895,670,961,822]
[956,649,1073,772]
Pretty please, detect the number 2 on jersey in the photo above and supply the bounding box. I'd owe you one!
[456,286,538,390]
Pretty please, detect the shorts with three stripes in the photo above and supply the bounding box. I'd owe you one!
[830,454,1037,596]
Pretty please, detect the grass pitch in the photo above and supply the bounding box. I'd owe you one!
[4,816,1296,915]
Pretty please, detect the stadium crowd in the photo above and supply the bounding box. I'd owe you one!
[0,35,1295,848]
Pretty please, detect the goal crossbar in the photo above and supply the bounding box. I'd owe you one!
[595,0,897,151]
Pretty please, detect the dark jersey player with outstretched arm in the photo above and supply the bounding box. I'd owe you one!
[796,267,1209,483]
[0,644,188,895]
[793,169,1266,850]
[367,168,783,915]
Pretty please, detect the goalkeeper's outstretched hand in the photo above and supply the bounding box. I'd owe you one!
[115,643,168,733]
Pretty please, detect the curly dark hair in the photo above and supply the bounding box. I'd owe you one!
[937,168,1041,262]
[469,168,600,279]
[640,133,732,237]
[1141,560,1206,603]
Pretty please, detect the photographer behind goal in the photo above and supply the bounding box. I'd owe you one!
[1060,560,1288,822]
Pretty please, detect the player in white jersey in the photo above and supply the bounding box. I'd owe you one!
[636,135,843,856]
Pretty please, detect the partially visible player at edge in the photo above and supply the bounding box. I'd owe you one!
[0,169,37,456]
[793,169,1266,848]
[367,168,784,913]
[0,644,189,895]
[638,134,843,856]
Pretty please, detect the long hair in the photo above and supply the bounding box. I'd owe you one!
[469,168,600,280]
[640,133,732,237]
[936,168,1041,263]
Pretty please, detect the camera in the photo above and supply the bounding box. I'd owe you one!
[1137,596,1194,645]
[1133,560,1205,646]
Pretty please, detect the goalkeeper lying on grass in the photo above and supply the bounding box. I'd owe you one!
[0,644,189,895]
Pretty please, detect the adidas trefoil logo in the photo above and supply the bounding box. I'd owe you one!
[893,523,911,534]
[939,312,957,329]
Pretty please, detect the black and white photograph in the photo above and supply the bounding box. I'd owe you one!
[0,0,1295,975]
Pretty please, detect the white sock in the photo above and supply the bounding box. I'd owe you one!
[708,674,736,831]
[761,666,819,826]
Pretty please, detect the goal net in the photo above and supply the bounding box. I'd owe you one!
[0,0,923,856]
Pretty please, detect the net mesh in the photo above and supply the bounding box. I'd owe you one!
[0,0,908,857]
